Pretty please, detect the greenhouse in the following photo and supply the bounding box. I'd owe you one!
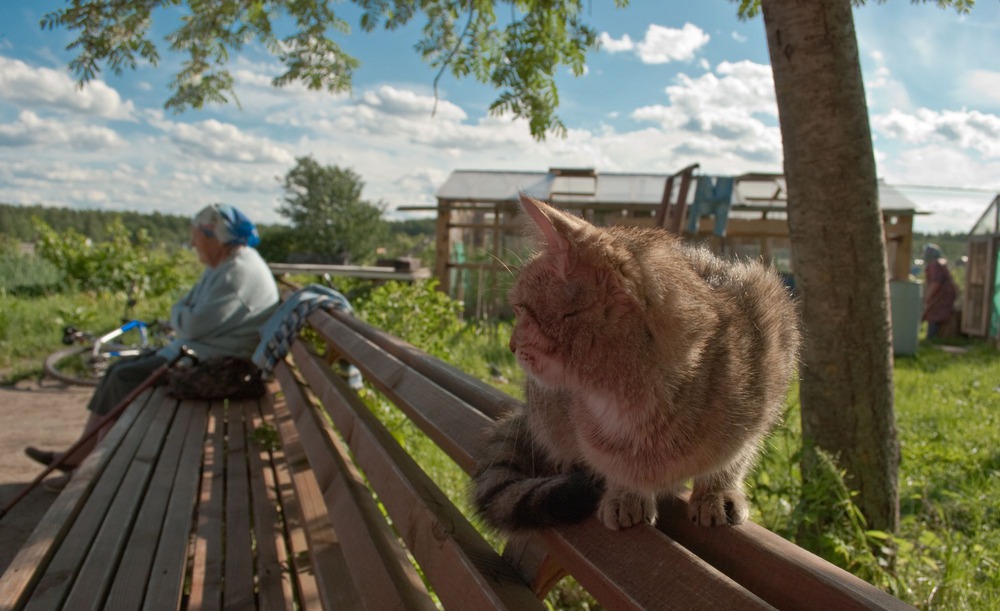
[962,193,1000,344]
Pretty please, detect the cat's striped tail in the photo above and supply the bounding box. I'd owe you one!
[472,412,605,532]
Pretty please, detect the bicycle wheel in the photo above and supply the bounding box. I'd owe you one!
[43,346,109,387]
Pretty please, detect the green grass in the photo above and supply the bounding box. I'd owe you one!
[0,290,180,384]
[892,343,1000,609]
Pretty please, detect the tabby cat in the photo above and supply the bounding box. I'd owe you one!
[472,195,800,531]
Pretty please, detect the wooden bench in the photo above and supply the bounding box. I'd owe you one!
[0,301,915,610]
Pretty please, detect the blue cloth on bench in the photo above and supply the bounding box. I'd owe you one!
[686,175,735,236]
[253,284,363,389]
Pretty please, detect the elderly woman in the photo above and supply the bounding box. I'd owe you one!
[922,243,959,340]
[26,204,280,489]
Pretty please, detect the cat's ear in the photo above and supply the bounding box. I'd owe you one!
[518,194,580,275]
[519,194,566,251]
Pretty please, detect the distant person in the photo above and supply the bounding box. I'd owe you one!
[25,204,280,490]
[922,243,958,340]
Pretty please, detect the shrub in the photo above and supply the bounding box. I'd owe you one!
[354,280,464,360]
[33,218,195,297]
[0,236,63,295]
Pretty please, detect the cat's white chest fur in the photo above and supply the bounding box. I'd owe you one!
[578,392,643,453]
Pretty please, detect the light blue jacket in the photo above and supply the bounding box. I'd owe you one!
[159,247,279,361]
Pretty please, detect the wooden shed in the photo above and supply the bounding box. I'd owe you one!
[431,167,920,317]
[962,194,1000,343]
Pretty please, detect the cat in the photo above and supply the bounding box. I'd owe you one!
[472,194,800,531]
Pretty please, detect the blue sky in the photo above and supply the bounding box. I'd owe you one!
[1,0,998,233]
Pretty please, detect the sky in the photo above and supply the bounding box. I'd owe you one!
[1,1,998,234]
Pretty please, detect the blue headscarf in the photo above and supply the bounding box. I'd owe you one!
[194,204,261,248]
[923,243,942,261]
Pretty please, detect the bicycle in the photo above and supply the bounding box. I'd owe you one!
[43,300,170,387]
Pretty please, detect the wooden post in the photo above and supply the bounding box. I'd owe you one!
[434,202,452,294]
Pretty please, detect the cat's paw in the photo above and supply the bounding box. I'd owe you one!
[597,490,657,530]
[687,489,749,527]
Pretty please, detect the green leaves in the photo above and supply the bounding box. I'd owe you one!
[41,0,627,139]
[32,218,192,297]
[355,279,464,360]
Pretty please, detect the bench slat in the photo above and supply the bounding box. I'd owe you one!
[259,393,323,609]
[103,394,192,610]
[539,521,773,610]
[275,360,439,611]
[61,390,179,610]
[143,402,211,611]
[244,395,295,611]
[656,495,913,610]
[22,389,163,611]
[224,399,257,610]
[188,401,225,611]
[308,311,490,473]
[269,376,363,609]
[0,390,154,610]
[290,342,546,611]
[317,305,520,421]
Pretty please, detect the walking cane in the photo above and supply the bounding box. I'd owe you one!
[0,346,194,520]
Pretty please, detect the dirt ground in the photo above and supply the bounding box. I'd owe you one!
[0,378,91,575]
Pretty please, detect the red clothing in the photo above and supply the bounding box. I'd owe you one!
[923,259,958,324]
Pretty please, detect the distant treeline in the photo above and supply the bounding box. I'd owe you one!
[0,203,197,248]
[0,203,437,252]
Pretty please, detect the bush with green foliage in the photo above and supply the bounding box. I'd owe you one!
[33,218,196,298]
[353,279,464,360]
[279,156,388,265]
[0,236,63,295]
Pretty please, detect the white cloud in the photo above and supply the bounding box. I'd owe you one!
[358,85,467,122]
[636,23,710,64]
[873,108,1000,157]
[863,49,913,112]
[0,55,135,120]
[962,69,1000,106]
[633,61,777,132]
[600,23,709,64]
[0,110,124,149]
[599,32,635,53]
[148,116,296,164]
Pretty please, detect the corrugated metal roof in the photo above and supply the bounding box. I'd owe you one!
[435,169,921,213]
[436,170,673,205]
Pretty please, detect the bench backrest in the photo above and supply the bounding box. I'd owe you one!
[293,303,914,610]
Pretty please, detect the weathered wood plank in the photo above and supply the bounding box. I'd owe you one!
[223,399,256,610]
[22,389,163,611]
[537,520,773,610]
[188,401,225,611]
[260,390,321,609]
[0,390,154,610]
[270,366,360,609]
[244,395,294,611]
[143,402,211,611]
[291,342,543,611]
[307,311,491,473]
[307,305,519,421]
[655,494,915,611]
[280,350,438,611]
[60,392,179,610]
[103,395,191,611]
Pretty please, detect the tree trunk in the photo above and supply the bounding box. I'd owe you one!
[760,0,899,532]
